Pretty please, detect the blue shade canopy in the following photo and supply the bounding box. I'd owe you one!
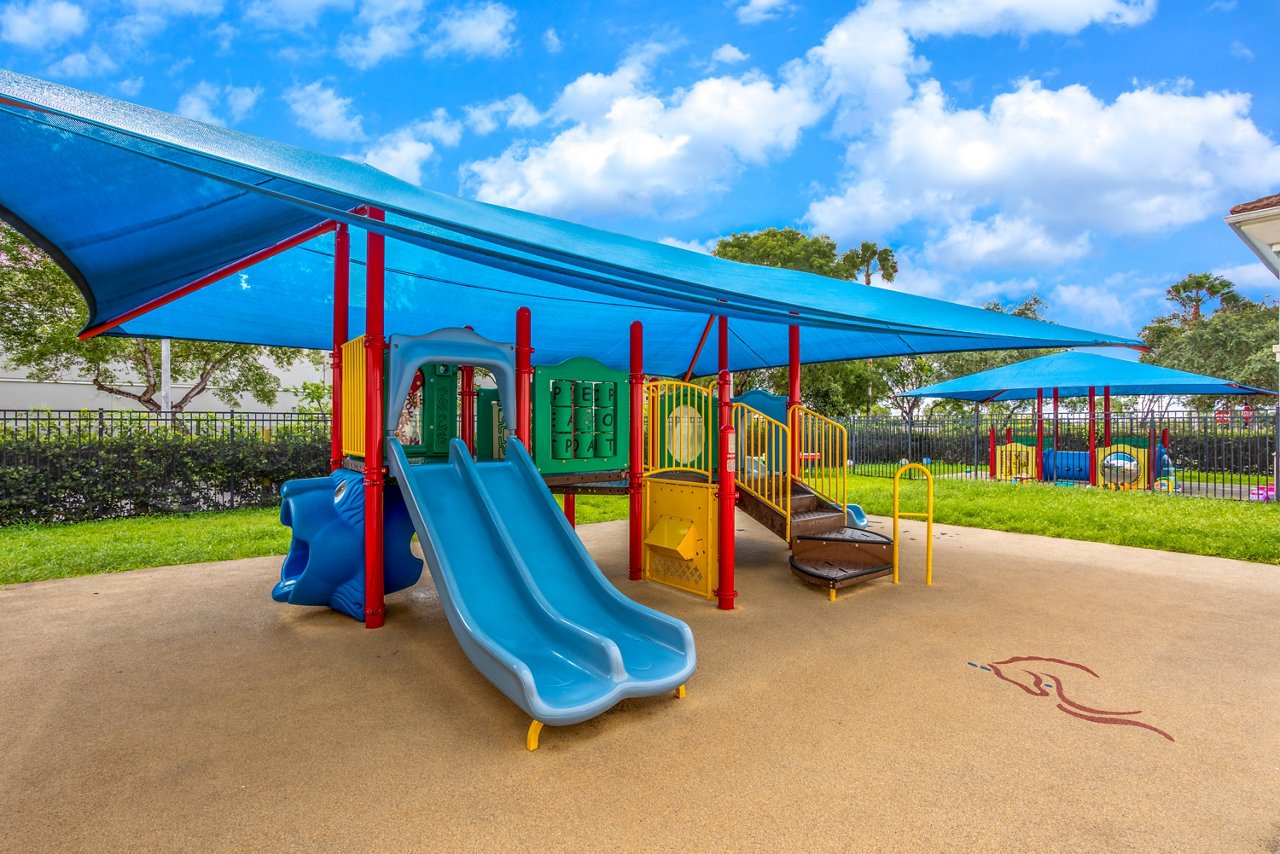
[0,69,1142,376]
[900,351,1277,401]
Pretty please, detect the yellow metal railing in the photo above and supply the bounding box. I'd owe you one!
[645,380,713,479]
[892,463,934,585]
[341,335,366,457]
[732,402,790,539]
[789,405,848,511]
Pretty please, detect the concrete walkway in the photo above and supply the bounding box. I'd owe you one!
[2,514,1278,852]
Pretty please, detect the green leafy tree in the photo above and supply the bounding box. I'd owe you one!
[711,229,892,414]
[1141,273,1277,410]
[0,224,320,412]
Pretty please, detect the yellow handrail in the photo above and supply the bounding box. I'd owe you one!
[892,463,934,585]
[341,335,366,458]
[644,380,713,479]
[732,402,790,539]
[789,406,848,511]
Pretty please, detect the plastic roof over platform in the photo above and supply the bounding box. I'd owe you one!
[0,70,1142,377]
[900,351,1276,401]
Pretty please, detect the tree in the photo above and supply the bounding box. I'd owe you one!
[837,241,899,413]
[927,295,1059,417]
[1141,273,1277,409]
[840,241,898,286]
[1164,272,1236,324]
[711,229,891,415]
[0,224,319,412]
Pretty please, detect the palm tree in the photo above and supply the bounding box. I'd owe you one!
[839,242,898,414]
[840,241,898,286]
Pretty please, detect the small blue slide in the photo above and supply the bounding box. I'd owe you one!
[386,436,695,726]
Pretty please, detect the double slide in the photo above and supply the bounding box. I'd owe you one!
[387,436,695,727]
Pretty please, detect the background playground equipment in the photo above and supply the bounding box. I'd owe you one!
[892,463,934,588]
[988,425,1176,491]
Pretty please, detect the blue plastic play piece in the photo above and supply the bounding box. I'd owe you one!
[845,503,869,529]
[388,437,695,726]
[275,469,421,621]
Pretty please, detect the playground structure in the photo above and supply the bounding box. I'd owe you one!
[0,70,1146,749]
[905,351,1275,494]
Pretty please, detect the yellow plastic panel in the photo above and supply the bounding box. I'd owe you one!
[342,335,366,458]
[642,477,717,599]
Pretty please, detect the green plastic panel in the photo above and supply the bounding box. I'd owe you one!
[532,356,630,475]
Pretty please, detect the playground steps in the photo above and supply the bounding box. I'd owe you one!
[737,479,895,595]
[789,528,894,589]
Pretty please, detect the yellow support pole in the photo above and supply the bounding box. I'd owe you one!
[526,720,544,751]
[675,683,687,699]
[892,463,935,586]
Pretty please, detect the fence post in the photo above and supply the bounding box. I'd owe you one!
[228,412,236,510]
[972,405,979,478]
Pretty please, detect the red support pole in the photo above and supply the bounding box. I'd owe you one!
[79,218,339,340]
[1088,386,1097,486]
[1104,386,1112,446]
[1161,426,1170,450]
[1052,387,1060,478]
[563,493,576,528]
[460,364,476,453]
[516,307,532,448]
[1035,389,1044,482]
[988,425,997,479]
[363,208,387,629]
[460,326,476,454]
[330,224,349,472]
[682,314,717,382]
[716,365,737,611]
[628,321,644,581]
[788,324,801,473]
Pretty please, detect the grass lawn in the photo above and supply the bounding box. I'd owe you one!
[847,475,1280,565]
[2,480,1275,586]
[0,507,290,585]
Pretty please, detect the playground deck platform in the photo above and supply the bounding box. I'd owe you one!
[1,516,1277,852]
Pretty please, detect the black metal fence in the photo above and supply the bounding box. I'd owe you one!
[843,408,1278,501]
[0,410,331,525]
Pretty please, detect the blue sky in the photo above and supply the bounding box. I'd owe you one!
[2,0,1278,338]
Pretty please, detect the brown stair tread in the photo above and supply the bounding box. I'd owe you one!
[789,556,893,587]
[795,527,892,545]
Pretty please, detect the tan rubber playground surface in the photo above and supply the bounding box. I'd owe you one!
[2,514,1278,852]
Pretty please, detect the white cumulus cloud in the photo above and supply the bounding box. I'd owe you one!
[734,0,788,25]
[806,79,1280,268]
[542,26,561,53]
[426,2,516,59]
[245,0,352,30]
[464,94,542,134]
[338,0,426,69]
[46,44,116,78]
[177,81,263,125]
[364,108,463,184]
[0,0,87,49]
[710,43,748,67]
[284,81,366,140]
[461,47,825,217]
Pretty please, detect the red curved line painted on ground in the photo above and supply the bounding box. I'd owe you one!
[1042,671,1142,717]
[987,662,1048,696]
[1056,704,1175,742]
[991,656,1099,678]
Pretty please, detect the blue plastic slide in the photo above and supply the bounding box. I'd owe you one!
[387,436,696,726]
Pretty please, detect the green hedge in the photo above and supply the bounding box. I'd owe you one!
[0,420,329,525]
